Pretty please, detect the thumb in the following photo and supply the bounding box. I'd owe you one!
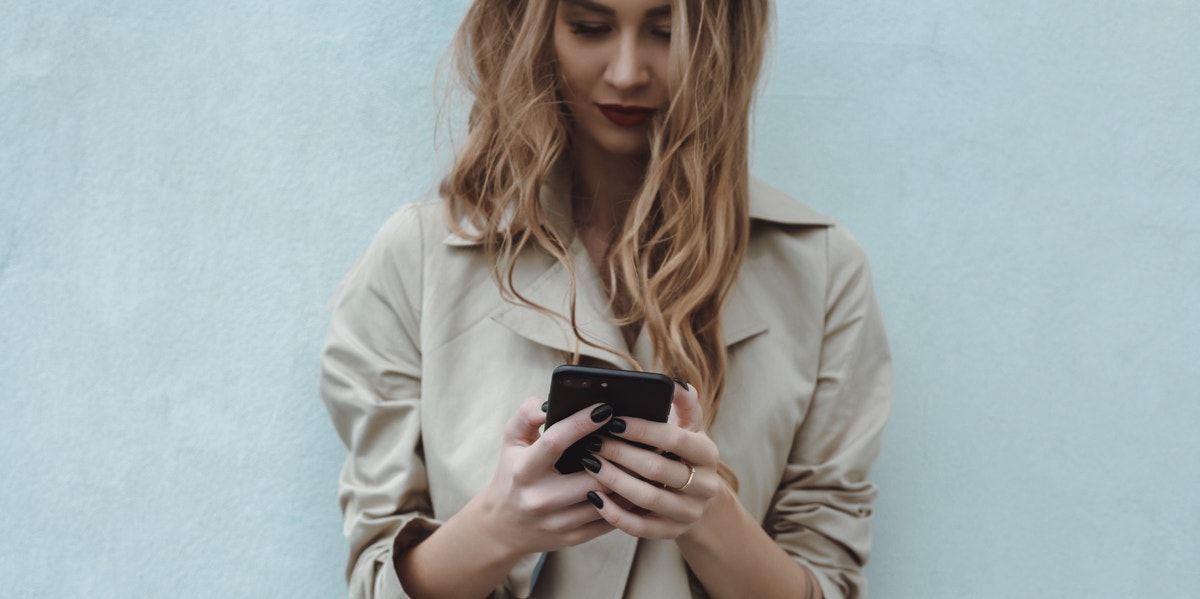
[504,396,548,446]
[667,379,703,432]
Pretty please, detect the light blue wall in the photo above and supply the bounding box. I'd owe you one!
[2,1,1196,597]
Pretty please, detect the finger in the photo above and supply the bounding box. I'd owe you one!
[521,471,609,512]
[605,417,718,468]
[585,490,680,540]
[504,396,550,445]
[580,454,696,523]
[593,437,700,492]
[540,500,609,533]
[526,402,612,474]
[561,518,616,546]
[667,379,703,432]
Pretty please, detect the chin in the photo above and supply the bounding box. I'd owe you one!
[570,116,654,160]
[593,132,652,158]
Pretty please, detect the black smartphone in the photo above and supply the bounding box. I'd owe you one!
[544,364,675,474]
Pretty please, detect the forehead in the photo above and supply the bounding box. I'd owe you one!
[559,0,672,18]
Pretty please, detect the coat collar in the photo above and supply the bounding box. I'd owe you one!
[746,177,836,226]
[447,173,833,365]
[444,173,833,247]
[442,165,575,248]
[487,239,782,369]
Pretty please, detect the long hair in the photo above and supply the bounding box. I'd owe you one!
[443,0,772,484]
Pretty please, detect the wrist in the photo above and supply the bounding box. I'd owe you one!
[394,494,533,599]
[460,490,532,567]
[677,481,741,549]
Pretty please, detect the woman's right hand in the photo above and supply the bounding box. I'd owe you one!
[472,395,617,556]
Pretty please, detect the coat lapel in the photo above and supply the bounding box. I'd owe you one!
[453,175,833,367]
[491,239,770,370]
[490,236,636,370]
[721,270,770,348]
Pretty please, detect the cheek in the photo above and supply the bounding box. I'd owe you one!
[552,29,582,94]
[556,63,581,99]
[554,59,586,98]
[553,39,607,101]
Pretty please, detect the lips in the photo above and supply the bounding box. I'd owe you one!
[596,104,657,127]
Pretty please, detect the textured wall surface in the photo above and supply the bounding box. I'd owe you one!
[2,1,1197,597]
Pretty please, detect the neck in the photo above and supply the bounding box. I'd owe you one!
[569,141,649,238]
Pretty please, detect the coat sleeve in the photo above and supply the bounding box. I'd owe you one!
[320,205,440,598]
[320,203,544,599]
[763,224,893,599]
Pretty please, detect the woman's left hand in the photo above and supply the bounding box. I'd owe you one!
[579,380,721,539]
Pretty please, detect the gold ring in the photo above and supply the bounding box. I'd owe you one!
[671,465,696,492]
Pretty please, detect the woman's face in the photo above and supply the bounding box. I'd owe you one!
[553,0,673,159]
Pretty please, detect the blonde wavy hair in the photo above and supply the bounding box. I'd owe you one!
[442,0,772,477]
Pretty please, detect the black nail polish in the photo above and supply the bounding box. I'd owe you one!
[663,451,681,461]
[585,435,603,453]
[586,491,604,509]
[581,455,601,473]
[540,401,549,413]
[606,418,626,434]
[590,404,613,423]
[673,378,690,392]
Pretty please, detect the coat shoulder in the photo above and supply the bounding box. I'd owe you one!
[370,199,447,252]
[748,177,836,227]
[747,178,873,273]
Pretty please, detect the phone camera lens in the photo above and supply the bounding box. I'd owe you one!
[561,378,593,389]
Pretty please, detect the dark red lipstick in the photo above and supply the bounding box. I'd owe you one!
[596,104,657,127]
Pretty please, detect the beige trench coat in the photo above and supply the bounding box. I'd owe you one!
[320,174,892,599]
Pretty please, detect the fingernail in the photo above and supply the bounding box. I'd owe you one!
[673,378,690,392]
[581,454,601,473]
[585,435,603,453]
[590,404,613,423]
[540,401,549,413]
[606,418,626,434]
[662,451,681,461]
[586,491,604,509]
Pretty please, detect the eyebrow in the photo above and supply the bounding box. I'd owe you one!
[561,0,672,19]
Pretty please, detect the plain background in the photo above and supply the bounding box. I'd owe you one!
[2,1,1198,597]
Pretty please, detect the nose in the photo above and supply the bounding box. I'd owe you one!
[604,33,650,91]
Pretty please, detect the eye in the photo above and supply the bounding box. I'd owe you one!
[568,22,610,37]
[651,28,672,41]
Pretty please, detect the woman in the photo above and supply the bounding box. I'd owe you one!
[320,0,892,597]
